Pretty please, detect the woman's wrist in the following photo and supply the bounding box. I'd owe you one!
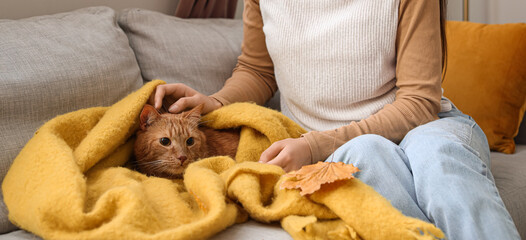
[209,96,224,111]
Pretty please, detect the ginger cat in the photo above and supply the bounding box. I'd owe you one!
[133,104,239,179]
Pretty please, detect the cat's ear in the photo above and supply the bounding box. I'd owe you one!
[183,104,204,122]
[139,104,161,130]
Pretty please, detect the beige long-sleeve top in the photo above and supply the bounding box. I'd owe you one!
[211,0,443,163]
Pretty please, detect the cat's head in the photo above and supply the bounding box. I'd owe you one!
[133,104,207,178]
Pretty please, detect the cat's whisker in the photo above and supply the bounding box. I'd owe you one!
[147,163,168,174]
[198,120,213,126]
[134,160,161,165]
[135,160,163,166]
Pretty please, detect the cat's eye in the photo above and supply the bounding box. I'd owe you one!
[186,137,194,146]
[159,137,171,146]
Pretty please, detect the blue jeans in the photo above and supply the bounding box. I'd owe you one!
[325,99,520,240]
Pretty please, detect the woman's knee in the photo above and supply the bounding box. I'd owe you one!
[401,116,483,153]
[333,134,395,157]
[401,118,493,186]
[400,118,488,168]
[327,134,406,168]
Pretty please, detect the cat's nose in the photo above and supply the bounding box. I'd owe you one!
[178,156,187,163]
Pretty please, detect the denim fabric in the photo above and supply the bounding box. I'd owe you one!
[325,99,520,240]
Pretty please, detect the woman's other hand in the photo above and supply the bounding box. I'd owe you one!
[259,138,313,172]
[149,83,222,114]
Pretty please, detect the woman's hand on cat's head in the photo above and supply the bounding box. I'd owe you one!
[149,83,223,114]
[258,138,313,172]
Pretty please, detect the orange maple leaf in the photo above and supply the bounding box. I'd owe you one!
[280,162,360,196]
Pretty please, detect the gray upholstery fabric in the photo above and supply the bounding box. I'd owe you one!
[118,8,243,95]
[0,6,143,233]
[1,229,41,240]
[491,144,526,239]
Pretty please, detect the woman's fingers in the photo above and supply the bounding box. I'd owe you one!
[169,96,200,113]
[149,85,163,109]
[259,138,313,172]
[149,84,222,114]
[259,140,285,163]
[150,84,190,109]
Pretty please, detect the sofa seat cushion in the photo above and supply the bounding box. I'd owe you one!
[0,6,143,233]
[491,144,526,239]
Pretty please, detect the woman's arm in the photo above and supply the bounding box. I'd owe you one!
[302,0,443,163]
[211,0,278,106]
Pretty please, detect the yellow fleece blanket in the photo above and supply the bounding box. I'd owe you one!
[2,80,444,240]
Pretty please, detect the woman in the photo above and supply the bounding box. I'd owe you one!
[151,0,520,239]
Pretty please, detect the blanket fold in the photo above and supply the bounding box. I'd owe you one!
[2,80,444,240]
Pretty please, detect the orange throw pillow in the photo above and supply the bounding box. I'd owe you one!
[442,21,526,154]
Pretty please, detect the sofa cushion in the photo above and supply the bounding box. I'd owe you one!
[442,21,526,154]
[490,144,526,239]
[117,8,243,96]
[0,6,143,233]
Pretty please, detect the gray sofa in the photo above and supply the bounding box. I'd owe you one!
[0,7,524,239]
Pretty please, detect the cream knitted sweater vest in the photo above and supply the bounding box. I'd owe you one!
[260,0,400,131]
